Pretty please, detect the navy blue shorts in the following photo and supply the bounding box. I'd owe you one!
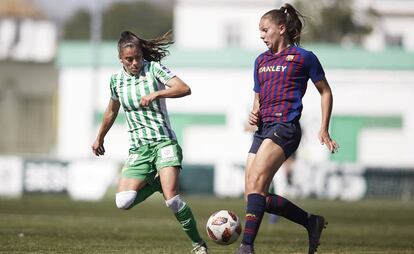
[249,121,301,159]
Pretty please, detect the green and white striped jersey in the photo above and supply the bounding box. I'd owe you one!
[110,60,177,149]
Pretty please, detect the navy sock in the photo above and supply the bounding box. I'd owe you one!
[242,193,266,246]
[265,194,309,227]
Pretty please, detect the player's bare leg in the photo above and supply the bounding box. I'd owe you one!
[237,139,285,254]
[115,178,154,209]
[159,166,208,254]
[117,177,146,192]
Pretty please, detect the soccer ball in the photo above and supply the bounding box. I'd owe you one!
[206,210,242,245]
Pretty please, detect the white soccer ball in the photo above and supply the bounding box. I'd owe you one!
[206,210,242,245]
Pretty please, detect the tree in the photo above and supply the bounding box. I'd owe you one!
[63,9,91,40]
[63,1,173,40]
[102,1,172,40]
[295,0,374,44]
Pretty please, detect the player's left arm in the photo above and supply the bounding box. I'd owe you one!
[314,77,339,153]
[140,77,191,106]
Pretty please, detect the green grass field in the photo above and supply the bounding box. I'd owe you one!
[1,194,414,254]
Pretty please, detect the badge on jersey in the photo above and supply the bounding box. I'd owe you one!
[286,55,295,61]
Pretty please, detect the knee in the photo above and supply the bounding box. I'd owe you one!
[165,194,186,213]
[246,171,268,194]
[115,190,137,210]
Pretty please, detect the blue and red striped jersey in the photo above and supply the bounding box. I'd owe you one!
[253,46,325,123]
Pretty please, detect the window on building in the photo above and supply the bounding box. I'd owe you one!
[224,22,241,47]
[385,33,403,47]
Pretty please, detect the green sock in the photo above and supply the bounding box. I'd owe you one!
[175,204,203,245]
[129,179,162,208]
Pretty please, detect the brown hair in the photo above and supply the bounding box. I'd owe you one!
[262,3,305,45]
[117,31,174,62]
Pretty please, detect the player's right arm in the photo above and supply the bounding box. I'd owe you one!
[249,56,261,127]
[92,98,120,156]
[248,93,260,126]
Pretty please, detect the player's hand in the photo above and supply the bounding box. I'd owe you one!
[92,139,105,156]
[248,109,260,126]
[140,92,158,107]
[318,130,339,153]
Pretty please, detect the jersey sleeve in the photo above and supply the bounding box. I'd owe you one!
[253,57,261,93]
[306,51,325,84]
[151,61,176,84]
[109,75,119,101]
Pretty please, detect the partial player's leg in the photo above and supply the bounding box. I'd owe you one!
[155,140,207,253]
[267,182,280,224]
[306,214,327,254]
[265,193,327,253]
[115,176,162,210]
[116,177,147,209]
[159,166,208,254]
[115,150,162,210]
[265,193,310,227]
[237,139,286,254]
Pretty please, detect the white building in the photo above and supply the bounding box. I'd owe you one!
[359,0,414,51]
[174,0,275,50]
[0,0,58,154]
[175,0,414,51]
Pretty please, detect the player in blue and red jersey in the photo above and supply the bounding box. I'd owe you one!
[236,3,339,254]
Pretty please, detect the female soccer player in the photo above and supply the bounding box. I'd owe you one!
[236,4,339,254]
[92,31,208,254]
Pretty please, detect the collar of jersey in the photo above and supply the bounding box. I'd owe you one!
[266,45,295,56]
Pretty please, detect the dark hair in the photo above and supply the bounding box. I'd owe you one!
[262,3,305,45]
[117,31,174,62]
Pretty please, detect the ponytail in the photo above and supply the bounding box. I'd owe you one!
[117,30,174,62]
[263,3,305,45]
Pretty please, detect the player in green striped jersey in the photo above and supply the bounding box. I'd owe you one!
[92,31,208,254]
